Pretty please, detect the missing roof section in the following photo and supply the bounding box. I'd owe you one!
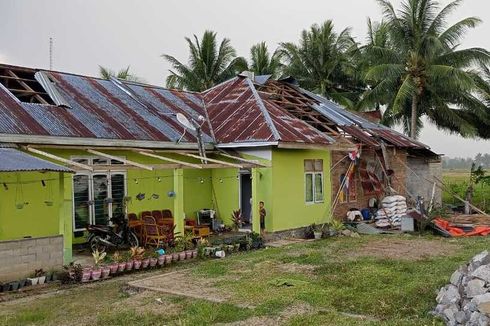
[0,66,70,107]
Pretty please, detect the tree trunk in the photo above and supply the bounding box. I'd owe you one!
[410,93,418,139]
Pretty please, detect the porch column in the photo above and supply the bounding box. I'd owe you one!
[58,172,72,263]
[173,168,185,236]
[251,168,261,234]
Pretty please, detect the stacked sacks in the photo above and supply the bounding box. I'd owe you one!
[375,195,407,228]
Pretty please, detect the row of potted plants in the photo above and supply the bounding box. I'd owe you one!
[0,269,58,293]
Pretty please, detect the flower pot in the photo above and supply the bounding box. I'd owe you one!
[38,276,46,285]
[141,258,150,269]
[172,253,180,261]
[185,250,193,259]
[9,281,20,291]
[157,255,165,266]
[27,277,39,286]
[149,258,158,267]
[165,254,173,265]
[313,231,322,240]
[118,262,126,273]
[109,263,119,274]
[101,266,111,278]
[126,260,134,271]
[91,269,102,281]
[191,249,198,258]
[179,252,186,261]
[81,269,92,283]
[133,260,142,270]
[2,283,11,292]
[51,273,58,282]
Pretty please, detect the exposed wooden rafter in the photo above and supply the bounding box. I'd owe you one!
[25,147,94,171]
[86,149,154,171]
[136,150,203,169]
[181,153,244,168]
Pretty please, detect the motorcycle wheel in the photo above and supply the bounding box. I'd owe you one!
[89,236,107,253]
[128,232,139,248]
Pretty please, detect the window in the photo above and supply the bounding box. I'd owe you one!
[305,159,324,203]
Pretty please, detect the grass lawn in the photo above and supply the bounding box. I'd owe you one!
[443,169,490,212]
[2,235,490,325]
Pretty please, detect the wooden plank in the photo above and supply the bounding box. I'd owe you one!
[86,149,154,171]
[137,151,203,169]
[216,152,269,167]
[7,70,49,104]
[182,153,243,168]
[25,147,93,171]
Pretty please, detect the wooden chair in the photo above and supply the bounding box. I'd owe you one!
[128,213,144,245]
[162,209,173,219]
[141,211,152,219]
[142,216,167,247]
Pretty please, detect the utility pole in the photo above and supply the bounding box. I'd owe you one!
[49,37,53,70]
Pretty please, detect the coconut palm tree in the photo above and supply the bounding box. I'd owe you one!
[98,66,142,82]
[361,0,490,139]
[162,30,247,92]
[279,20,363,108]
[248,42,283,77]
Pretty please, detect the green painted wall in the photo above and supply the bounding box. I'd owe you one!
[183,169,212,220]
[270,148,332,231]
[0,172,63,240]
[211,168,239,225]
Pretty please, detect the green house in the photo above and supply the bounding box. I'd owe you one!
[0,64,348,265]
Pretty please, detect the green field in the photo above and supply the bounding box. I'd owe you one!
[2,235,490,325]
[442,169,490,212]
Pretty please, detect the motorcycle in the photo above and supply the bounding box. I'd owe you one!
[86,214,139,252]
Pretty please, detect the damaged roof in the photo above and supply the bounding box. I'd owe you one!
[0,64,212,145]
[202,77,334,146]
[0,148,74,173]
[257,79,433,151]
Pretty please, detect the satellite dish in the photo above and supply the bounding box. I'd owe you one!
[176,113,196,131]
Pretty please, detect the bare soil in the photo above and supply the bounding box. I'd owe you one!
[349,237,460,261]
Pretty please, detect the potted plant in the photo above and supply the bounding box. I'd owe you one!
[130,247,145,270]
[329,220,345,236]
[196,238,209,258]
[18,278,28,289]
[91,250,106,281]
[112,252,126,273]
[149,252,158,268]
[231,209,242,231]
[141,251,150,269]
[313,224,324,240]
[164,248,173,265]
[182,232,195,259]
[157,251,166,266]
[106,255,118,274]
[170,246,180,262]
[174,237,186,261]
[124,251,134,271]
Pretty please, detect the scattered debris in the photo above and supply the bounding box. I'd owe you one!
[434,251,490,325]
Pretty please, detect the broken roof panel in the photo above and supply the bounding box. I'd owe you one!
[0,148,73,173]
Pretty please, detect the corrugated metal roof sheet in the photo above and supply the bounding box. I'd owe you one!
[203,77,333,145]
[292,85,431,150]
[0,66,213,144]
[0,148,73,172]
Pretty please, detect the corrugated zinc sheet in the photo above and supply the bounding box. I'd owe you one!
[203,77,333,145]
[0,148,73,172]
[0,67,213,144]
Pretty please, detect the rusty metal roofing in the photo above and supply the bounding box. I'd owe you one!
[288,85,431,150]
[0,148,74,173]
[202,77,333,145]
[0,65,212,144]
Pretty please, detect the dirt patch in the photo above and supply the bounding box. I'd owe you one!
[128,270,232,304]
[113,290,182,316]
[349,238,460,261]
[276,262,316,275]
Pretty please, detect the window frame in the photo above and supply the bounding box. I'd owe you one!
[304,159,324,204]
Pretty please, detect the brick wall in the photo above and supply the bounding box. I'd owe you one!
[0,235,63,282]
[331,147,408,219]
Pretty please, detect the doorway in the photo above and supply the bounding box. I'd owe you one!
[239,170,252,229]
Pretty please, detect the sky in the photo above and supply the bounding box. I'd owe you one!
[0,0,489,158]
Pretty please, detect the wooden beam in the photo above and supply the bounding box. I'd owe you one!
[182,153,244,168]
[25,147,94,171]
[216,152,269,167]
[86,149,154,171]
[137,151,203,169]
[7,70,49,105]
